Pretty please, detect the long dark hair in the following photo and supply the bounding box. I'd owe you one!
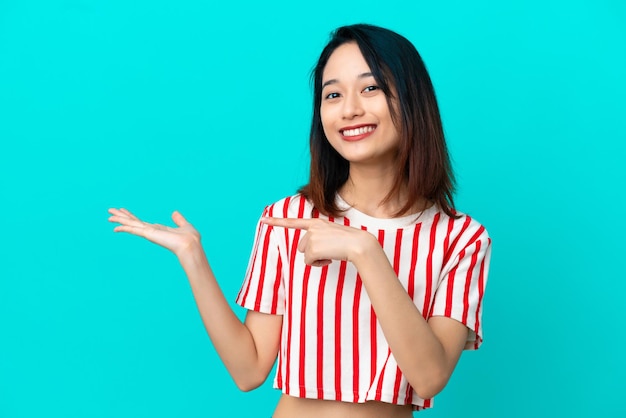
[299,24,457,218]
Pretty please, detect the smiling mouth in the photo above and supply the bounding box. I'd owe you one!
[341,125,376,137]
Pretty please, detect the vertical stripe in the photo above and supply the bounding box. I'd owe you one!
[352,278,362,402]
[298,209,319,398]
[404,381,413,404]
[283,197,291,255]
[316,264,329,398]
[374,350,391,400]
[238,269,253,307]
[334,216,350,400]
[270,255,282,314]
[387,229,405,403]
[237,207,268,303]
[443,216,471,266]
[392,365,403,404]
[391,229,400,273]
[369,308,377,388]
[443,217,454,256]
[253,205,275,310]
[407,224,421,300]
[316,215,333,398]
[462,240,481,324]
[276,333,283,389]
[285,196,306,394]
[352,225,367,402]
[299,264,312,397]
[444,248,464,317]
[370,229,386,386]
[474,238,489,348]
[423,213,440,318]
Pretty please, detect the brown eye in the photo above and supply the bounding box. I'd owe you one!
[324,92,341,100]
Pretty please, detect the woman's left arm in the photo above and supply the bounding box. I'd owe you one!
[352,235,469,400]
[261,216,483,400]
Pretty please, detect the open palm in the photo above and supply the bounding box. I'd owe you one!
[108,208,200,257]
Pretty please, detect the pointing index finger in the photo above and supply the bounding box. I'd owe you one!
[261,217,313,230]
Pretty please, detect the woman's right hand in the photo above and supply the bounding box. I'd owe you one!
[108,208,201,257]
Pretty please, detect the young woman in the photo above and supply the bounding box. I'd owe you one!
[109,24,491,417]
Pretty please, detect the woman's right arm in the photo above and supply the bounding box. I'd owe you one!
[108,208,282,391]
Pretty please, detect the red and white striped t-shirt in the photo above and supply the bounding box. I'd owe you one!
[236,194,491,411]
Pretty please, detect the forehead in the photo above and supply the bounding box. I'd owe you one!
[322,42,372,81]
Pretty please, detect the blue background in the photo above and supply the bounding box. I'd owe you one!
[1,1,625,417]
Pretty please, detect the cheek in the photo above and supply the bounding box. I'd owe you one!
[374,97,393,119]
[319,106,334,136]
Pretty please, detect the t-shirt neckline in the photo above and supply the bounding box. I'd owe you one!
[335,194,440,230]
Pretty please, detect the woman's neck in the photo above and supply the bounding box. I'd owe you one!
[339,165,410,219]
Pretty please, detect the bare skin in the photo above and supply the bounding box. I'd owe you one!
[273,395,413,418]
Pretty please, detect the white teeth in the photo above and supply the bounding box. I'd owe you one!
[342,126,375,137]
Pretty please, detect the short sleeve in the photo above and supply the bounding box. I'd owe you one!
[430,227,492,350]
[236,209,285,315]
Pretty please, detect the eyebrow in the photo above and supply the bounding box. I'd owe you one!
[321,72,374,89]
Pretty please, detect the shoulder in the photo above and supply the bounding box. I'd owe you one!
[448,210,490,242]
[263,194,315,219]
[434,209,492,265]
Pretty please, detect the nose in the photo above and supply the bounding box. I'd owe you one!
[342,91,365,119]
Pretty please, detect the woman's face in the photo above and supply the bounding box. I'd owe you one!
[320,42,400,170]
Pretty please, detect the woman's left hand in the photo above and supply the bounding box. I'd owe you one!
[260,217,377,267]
